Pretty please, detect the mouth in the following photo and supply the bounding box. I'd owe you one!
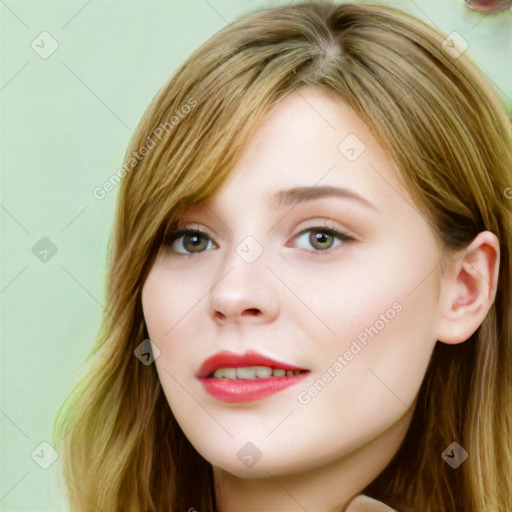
[197,350,310,403]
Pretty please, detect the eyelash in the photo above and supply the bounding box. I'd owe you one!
[162,221,356,257]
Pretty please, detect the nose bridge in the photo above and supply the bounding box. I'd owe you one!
[215,229,267,276]
[208,233,278,322]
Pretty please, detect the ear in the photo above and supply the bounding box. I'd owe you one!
[436,231,500,345]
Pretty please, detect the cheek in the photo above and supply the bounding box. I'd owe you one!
[294,252,439,436]
[141,269,204,430]
[141,262,210,341]
[141,264,213,400]
[291,238,440,400]
[278,305,436,471]
[279,235,439,353]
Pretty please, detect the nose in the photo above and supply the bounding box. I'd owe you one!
[208,247,280,324]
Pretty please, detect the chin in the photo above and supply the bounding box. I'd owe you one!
[204,444,318,479]
[214,460,296,479]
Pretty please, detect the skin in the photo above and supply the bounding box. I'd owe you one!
[141,88,499,512]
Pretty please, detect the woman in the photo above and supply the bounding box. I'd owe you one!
[53,2,512,511]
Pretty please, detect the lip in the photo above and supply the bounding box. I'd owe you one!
[197,350,310,403]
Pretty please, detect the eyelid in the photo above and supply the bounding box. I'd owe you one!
[294,218,355,237]
[163,220,216,241]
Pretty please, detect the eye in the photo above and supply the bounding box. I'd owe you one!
[291,225,355,254]
[162,227,217,255]
[162,222,356,257]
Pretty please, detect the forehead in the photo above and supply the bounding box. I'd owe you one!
[189,89,408,216]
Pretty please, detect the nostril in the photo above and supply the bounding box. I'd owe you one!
[243,308,261,317]
[213,308,262,320]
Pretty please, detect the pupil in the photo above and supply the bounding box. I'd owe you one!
[185,233,205,251]
[311,230,332,249]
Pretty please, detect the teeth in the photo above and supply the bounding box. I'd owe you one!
[237,367,257,379]
[211,366,303,379]
[255,366,272,378]
[224,368,237,379]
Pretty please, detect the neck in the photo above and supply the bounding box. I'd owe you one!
[213,407,413,512]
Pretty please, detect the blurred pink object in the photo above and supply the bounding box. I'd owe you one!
[464,0,512,13]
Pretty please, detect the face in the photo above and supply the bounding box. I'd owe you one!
[142,88,443,479]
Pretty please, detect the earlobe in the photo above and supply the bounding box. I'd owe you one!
[435,231,500,345]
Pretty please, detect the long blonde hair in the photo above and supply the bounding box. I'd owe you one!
[53,2,512,510]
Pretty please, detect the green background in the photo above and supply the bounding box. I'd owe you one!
[1,1,511,510]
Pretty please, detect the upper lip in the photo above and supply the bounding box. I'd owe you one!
[197,350,308,378]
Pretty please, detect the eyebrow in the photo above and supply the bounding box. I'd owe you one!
[271,185,378,211]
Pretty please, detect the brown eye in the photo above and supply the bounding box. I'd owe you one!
[162,229,216,255]
[309,230,336,250]
[292,226,355,254]
[182,232,209,252]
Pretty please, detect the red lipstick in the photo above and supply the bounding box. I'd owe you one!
[197,350,309,403]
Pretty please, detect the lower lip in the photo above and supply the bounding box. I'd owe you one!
[199,373,309,402]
